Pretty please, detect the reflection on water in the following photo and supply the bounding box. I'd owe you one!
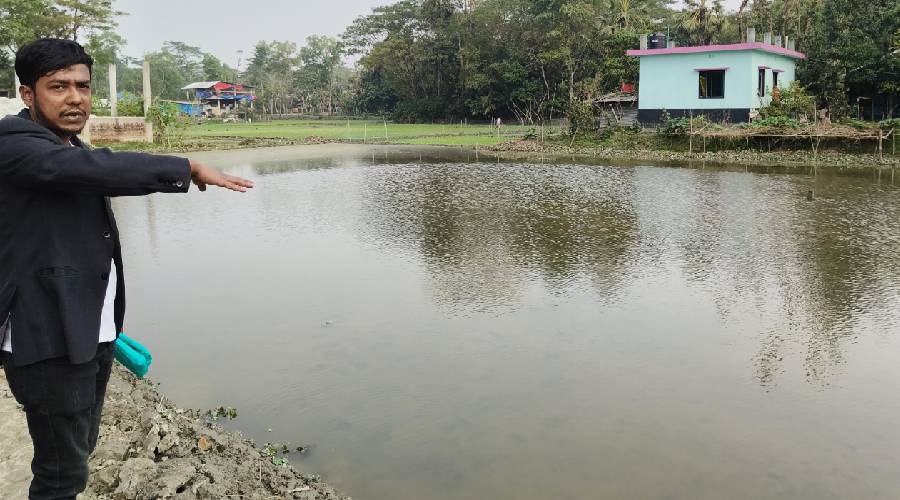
[356,163,639,311]
[114,146,900,500]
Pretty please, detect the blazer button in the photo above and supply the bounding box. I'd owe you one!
[103,231,111,239]
[175,180,184,188]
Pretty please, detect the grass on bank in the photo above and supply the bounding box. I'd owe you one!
[182,119,537,145]
[93,117,897,171]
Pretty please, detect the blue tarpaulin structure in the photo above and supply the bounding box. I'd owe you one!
[175,101,204,116]
[196,90,255,102]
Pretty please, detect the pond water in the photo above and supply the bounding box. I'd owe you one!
[115,145,900,500]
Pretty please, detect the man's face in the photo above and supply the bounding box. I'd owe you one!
[20,64,92,138]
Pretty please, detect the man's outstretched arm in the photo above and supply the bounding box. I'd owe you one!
[189,160,254,193]
[0,127,252,195]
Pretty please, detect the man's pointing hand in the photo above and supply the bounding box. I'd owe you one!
[189,160,255,192]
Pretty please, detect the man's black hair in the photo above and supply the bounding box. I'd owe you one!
[15,38,93,89]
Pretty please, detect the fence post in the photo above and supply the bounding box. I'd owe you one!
[689,115,693,155]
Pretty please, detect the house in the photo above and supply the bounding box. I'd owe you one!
[180,81,256,117]
[626,33,805,125]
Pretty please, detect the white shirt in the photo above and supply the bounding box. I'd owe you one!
[1,259,118,352]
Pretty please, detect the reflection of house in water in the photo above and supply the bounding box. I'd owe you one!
[179,81,256,117]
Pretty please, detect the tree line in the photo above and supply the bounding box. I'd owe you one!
[2,0,897,122]
[341,0,898,122]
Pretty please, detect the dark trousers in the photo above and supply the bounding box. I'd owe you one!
[1,342,114,500]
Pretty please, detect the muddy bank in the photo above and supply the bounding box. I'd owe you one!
[482,139,900,171]
[98,136,899,172]
[0,365,349,500]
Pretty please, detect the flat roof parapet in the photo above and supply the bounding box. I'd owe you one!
[626,42,805,60]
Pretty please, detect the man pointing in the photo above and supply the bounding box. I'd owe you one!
[0,38,253,499]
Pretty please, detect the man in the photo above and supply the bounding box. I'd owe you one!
[0,38,253,499]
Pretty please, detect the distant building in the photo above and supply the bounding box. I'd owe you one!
[180,81,256,117]
[626,40,805,125]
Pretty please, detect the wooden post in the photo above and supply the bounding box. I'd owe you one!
[689,115,693,155]
[878,129,883,162]
[364,123,367,144]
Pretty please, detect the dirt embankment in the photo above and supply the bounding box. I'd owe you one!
[484,139,900,171]
[0,365,349,500]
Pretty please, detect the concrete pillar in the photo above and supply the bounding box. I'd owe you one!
[142,59,152,116]
[773,35,782,47]
[787,39,796,51]
[108,63,118,117]
[639,34,648,50]
[764,32,772,45]
[80,119,92,144]
[747,27,756,43]
[13,74,20,100]
[666,40,675,48]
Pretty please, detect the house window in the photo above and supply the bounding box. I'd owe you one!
[699,70,725,99]
[758,68,766,97]
[772,71,779,90]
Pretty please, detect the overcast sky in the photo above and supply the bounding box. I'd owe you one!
[114,0,397,67]
[114,0,744,67]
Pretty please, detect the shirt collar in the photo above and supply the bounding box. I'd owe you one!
[17,108,85,148]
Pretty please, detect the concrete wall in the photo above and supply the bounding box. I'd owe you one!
[0,97,25,117]
[2,100,153,144]
[637,50,797,111]
[80,116,153,144]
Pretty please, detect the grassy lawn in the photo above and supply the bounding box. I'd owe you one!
[183,119,540,145]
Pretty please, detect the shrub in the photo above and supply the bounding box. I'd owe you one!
[837,118,878,130]
[117,91,144,117]
[758,81,816,122]
[657,113,709,136]
[878,118,900,131]
[566,100,600,137]
[752,116,802,128]
[146,101,186,147]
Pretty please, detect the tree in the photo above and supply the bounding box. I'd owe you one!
[295,35,344,114]
[201,53,231,81]
[0,0,124,94]
[0,0,67,52]
[799,0,900,116]
[243,41,299,114]
[676,0,727,46]
[54,0,122,42]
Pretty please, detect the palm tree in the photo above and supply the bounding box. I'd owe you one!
[678,0,726,46]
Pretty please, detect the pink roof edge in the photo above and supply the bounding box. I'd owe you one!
[626,42,806,59]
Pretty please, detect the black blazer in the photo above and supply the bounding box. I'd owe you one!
[0,109,192,366]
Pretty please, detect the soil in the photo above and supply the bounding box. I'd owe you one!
[0,364,350,500]
[483,139,900,171]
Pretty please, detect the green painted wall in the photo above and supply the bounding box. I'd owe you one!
[750,51,798,108]
[636,49,798,111]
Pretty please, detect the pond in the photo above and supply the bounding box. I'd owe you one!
[114,144,900,500]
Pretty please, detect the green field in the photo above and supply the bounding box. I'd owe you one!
[182,119,547,146]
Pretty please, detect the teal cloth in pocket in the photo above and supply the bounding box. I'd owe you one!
[114,333,152,378]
